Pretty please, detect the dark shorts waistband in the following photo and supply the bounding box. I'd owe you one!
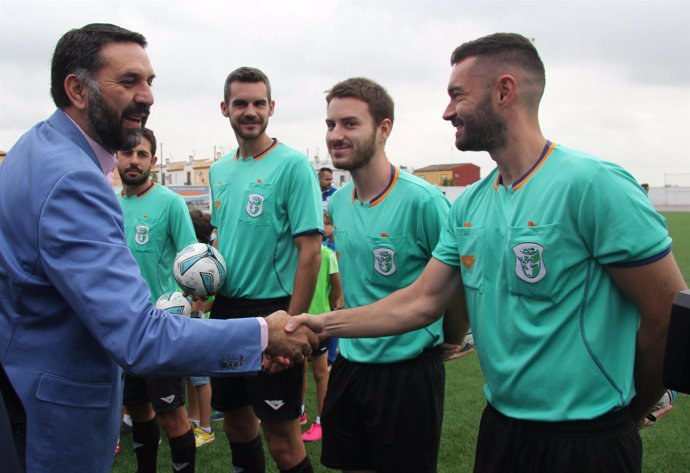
[212,295,291,319]
[485,403,634,436]
[340,346,440,367]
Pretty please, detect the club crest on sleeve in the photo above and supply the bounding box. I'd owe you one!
[135,225,150,245]
[513,243,546,283]
[373,248,396,276]
[245,193,265,217]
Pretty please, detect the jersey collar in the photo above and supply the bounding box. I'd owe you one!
[234,138,279,161]
[494,140,555,191]
[352,164,399,208]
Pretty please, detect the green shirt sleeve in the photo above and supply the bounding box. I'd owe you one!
[576,161,671,265]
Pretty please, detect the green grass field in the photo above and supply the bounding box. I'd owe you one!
[111,211,690,472]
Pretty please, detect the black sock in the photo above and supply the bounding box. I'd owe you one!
[229,434,265,473]
[168,429,196,473]
[280,455,313,473]
[132,417,160,473]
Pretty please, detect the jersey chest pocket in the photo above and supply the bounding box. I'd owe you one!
[455,226,486,294]
[364,235,417,291]
[238,183,275,226]
[506,223,563,300]
[129,217,162,250]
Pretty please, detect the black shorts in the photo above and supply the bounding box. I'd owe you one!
[321,349,444,473]
[209,295,303,421]
[122,374,185,413]
[474,403,642,473]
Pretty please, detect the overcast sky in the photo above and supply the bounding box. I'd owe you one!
[1,0,688,186]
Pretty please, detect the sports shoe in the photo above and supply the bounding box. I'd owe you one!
[301,423,322,442]
[210,410,224,422]
[194,426,215,448]
[299,410,308,425]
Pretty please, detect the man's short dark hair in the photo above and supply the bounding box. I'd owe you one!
[141,127,156,156]
[223,67,272,103]
[189,209,214,243]
[318,167,333,177]
[326,77,394,126]
[51,23,147,109]
[450,33,545,92]
[120,127,156,155]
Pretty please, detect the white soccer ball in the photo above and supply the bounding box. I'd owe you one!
[173,243,227,297]
[155,291,192,316]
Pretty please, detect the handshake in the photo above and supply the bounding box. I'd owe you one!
[263,311,327,372]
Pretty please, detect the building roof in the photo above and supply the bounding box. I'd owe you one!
[165,162,185,172]
[414,163,476,172]
[192,159,214,169]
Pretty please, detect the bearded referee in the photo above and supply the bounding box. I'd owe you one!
[286,33,688,473]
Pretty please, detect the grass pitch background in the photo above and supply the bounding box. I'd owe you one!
[111,211,690,472]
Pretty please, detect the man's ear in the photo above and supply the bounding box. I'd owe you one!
[378,118,393,143]
[64,74,89,110]
[496,74,517,107]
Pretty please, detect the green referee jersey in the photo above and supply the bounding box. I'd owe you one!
[330,166,450,363]
[432,142,672,421]
[209,140,323,299]
[119,183,197,303]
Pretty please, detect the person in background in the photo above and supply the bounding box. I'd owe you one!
[300,242,343,442]
[319,167,338,206]
[186,209,217,448]
[118,127,201,472]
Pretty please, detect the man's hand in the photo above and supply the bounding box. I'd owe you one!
[264,311,318,363]
[262,354,291,374]
[284,313,327,339]
[438,342,474,361]
[642,403,673,427]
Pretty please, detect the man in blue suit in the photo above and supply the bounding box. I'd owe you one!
[0,23,316,473]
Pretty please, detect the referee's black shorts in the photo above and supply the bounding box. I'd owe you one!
[474,403,642,473]
[123,374,185,413]
[209,295,304,422]
[321,348,444,473]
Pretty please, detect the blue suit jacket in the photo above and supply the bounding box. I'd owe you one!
[0,110,263,472]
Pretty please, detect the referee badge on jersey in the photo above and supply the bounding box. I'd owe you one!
[373,248,396,276]
[245,193,265,217]
[135,224,150,245]
[513,243,546,283]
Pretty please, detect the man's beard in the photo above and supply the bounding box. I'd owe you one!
[455,94,507,152]
[118,166,151,186]
[329,130,377,171]
[87,85,148,152]
[231,116,268,141]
